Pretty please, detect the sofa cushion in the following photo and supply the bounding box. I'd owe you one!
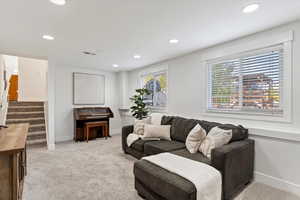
[171,117,202,142]
[198,120,221,133]
[171,149,211,165]
[161,115,176,126]
[144,140,186,155]
[199,121,248,142]
[131,139,152,152]
[218,124,248,142]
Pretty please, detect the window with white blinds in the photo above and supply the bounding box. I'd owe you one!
[207,45,283,116]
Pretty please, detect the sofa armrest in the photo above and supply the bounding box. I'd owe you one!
[122,125,134,152]
[211,139,255,200]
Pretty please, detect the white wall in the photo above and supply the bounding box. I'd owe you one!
[46,60,55,150]
[18,57,48,102]
[127,21,300,195]
[0,55,6,125]
[118,71,130,108]
[0,55,17,124]
[3,55,18,76]
[51,64,122,142]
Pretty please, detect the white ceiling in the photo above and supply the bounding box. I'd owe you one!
[1,0,300,71]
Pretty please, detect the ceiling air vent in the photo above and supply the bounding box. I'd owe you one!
[82,51,97,56]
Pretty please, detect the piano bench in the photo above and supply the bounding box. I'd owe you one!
[84,121,108,142]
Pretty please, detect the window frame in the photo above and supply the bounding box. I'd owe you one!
[204,41,292,123]
[139,65,168,112]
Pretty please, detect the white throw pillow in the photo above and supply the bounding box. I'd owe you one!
[143,124,171,141]
[133,118,150,135]
[199,127,232,159]
[150,113,164,125]
[185,124,207,154]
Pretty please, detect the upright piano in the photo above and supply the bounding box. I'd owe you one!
[73,107,114,141]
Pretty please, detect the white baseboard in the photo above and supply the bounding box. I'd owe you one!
[55,135,73,142]
[47,143,55,150]
[55,128,121,142]
[255,171,300,196]
[111,128,121,136]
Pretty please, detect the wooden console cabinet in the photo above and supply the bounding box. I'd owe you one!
[0,124,29,200]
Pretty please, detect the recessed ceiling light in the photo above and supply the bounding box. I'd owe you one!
[50,0,66,5]
[133,54,141,59]
[243,3,259,13]
[169,39,179,44]
[82,51,97,56]
[42,35,54,40]
[113,64,119,68]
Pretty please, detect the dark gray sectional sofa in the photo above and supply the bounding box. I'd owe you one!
[122,115,255,200]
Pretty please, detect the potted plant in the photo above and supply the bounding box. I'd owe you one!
[130,88,150,120]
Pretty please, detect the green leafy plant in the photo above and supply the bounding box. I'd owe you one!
[130,88,151,120]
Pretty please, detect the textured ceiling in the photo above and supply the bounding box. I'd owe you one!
[1,0,300,71]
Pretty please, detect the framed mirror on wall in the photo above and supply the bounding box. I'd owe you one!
[73,72,105,105]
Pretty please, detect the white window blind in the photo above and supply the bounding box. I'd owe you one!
[208,45,283,116]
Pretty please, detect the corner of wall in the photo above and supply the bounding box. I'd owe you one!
[255,171,300,196]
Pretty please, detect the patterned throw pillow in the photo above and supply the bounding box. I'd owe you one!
[199,126,232,159]
[185,124,207,154]
[134,118,150,135]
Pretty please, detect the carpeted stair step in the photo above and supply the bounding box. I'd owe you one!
[29,124,46,132]
[6,118,45,125]
[6,111,44,120]
[27,131,47,140]
[8,106,44,112]
[28,132,46,140]
[9,101,44,107]
[26,139,47,146]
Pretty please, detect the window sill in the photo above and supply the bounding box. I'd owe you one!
[149,107,168,113]
[203,110,291,123]
[202,111,299,142]
[249,126,300,142]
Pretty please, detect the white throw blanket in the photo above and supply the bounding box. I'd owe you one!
[143,153,222,200]
[127,133,161,147]
[127,133,141,147]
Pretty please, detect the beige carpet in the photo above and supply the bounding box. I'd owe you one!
[23,135,300,200]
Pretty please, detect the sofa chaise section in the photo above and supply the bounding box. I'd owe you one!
[134,160,197,200]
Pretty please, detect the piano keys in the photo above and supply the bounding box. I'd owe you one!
[73,107,114,141]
